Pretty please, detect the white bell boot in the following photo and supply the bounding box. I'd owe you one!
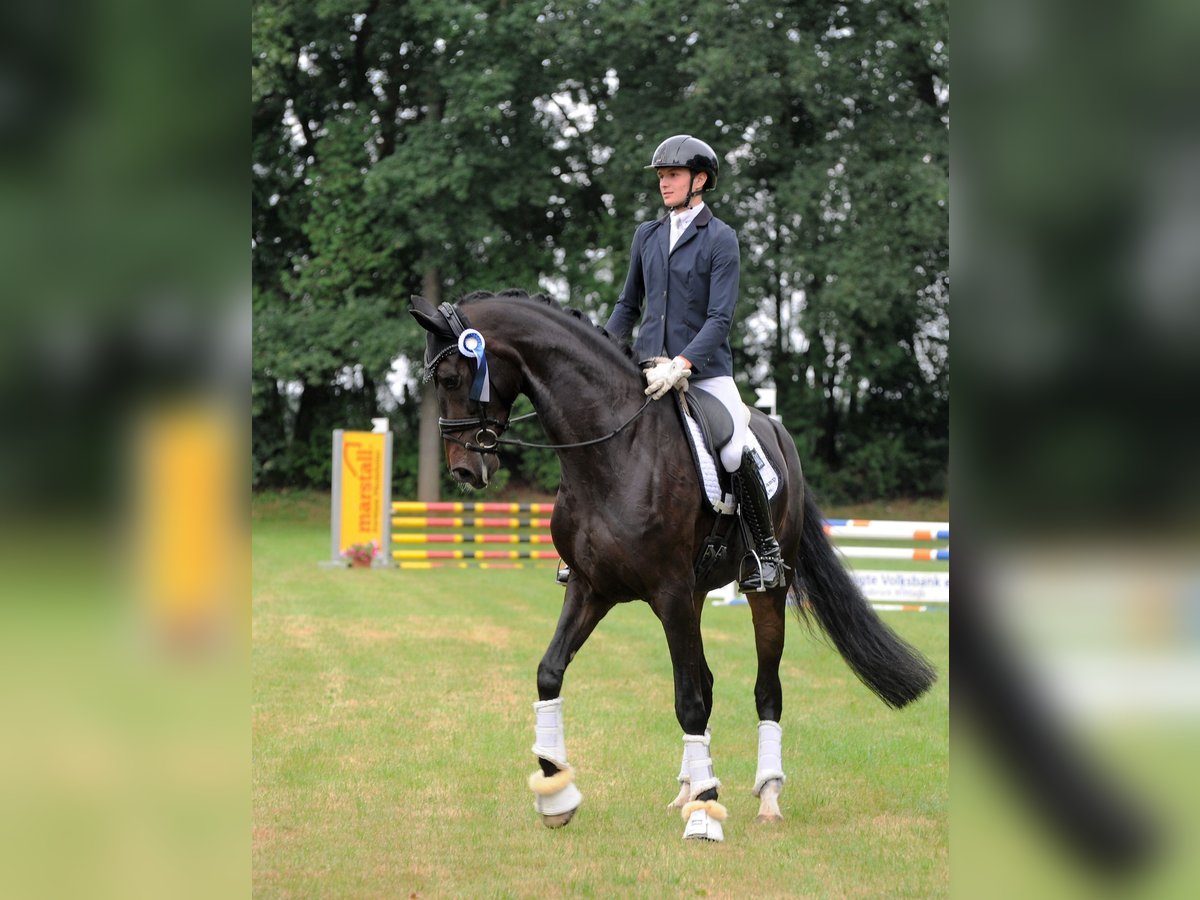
[679,732,726,842]
[752,720,786,823]
[528,767,583,822]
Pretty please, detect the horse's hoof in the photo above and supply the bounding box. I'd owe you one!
[540,808,577,829]
[754,778,784,823]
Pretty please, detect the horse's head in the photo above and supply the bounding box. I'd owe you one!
[409,294,517,488]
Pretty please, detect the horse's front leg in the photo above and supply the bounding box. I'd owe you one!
[667,590,714,812]
[529,581,613,829]
[657,589,727,842]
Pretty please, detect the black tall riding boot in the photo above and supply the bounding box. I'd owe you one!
[733,449,786,591]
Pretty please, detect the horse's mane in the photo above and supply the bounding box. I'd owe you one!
[457,288,639,370]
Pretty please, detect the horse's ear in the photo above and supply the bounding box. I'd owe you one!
[409,295,451,337]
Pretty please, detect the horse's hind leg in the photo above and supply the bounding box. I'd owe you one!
[529,583,614,829]
[748,585,789,823]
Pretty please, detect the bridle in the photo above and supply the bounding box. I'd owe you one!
[424,302,654,456]
[437,403,653,456]
[422,302,512,453]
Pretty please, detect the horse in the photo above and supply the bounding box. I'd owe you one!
[409,288,936,842]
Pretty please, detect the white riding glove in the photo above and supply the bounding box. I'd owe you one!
[644,357,691,399]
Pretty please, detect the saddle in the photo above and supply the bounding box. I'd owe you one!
[673,389,781,513]
[672,389,783,586]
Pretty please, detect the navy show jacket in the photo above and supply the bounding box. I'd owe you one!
[603,205,740,379]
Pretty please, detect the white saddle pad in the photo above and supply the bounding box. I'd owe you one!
[682,410,780,509]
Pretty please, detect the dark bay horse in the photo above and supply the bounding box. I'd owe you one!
[410,289,936,841]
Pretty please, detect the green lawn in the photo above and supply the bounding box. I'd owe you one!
[253,494,949,897]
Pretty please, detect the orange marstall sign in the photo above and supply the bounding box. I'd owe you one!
[330,429,392,564]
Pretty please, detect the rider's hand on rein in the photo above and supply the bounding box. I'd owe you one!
[644,357,691,399]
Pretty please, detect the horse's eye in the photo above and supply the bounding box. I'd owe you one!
[441,372,461,390]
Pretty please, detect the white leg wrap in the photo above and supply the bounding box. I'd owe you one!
[529,698,582,819]
[531,697,570,769]
[684,733,721,798]
[681,733,727,842]
[676,726,710,783]
[752,720,786,796]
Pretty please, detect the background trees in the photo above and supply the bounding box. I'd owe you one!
[252,0,948,502]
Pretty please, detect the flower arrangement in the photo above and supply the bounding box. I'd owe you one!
[341,541,380,567]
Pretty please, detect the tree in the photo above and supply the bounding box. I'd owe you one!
[253,0,949,502]
[253,1,580,492]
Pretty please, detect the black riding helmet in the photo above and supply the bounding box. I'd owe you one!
[645,135,719,194]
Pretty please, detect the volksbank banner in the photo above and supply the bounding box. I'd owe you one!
[850,570,949,604]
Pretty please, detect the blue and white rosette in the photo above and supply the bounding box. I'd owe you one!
[457,329,491,402]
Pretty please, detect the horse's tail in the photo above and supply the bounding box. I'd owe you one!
[792,485,937,709]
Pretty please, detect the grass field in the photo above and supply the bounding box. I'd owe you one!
[253,493,949,897]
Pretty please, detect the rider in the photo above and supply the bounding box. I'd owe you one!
[558,134,784,592]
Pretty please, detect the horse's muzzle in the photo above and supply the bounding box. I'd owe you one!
[447,448,495,488]
[451,464,485,488]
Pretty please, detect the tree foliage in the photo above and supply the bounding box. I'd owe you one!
[252,0,948,502]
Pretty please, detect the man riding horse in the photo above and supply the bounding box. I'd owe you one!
[561,134,785,592]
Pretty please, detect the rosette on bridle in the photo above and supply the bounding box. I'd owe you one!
[456,329,491,402]
[421,302,492,397]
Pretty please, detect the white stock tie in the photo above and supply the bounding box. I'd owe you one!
[670,216,685,252]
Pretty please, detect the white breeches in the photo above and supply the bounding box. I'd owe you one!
[691,375,751,473]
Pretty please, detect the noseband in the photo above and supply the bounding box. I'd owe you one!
[437,412,512,455]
